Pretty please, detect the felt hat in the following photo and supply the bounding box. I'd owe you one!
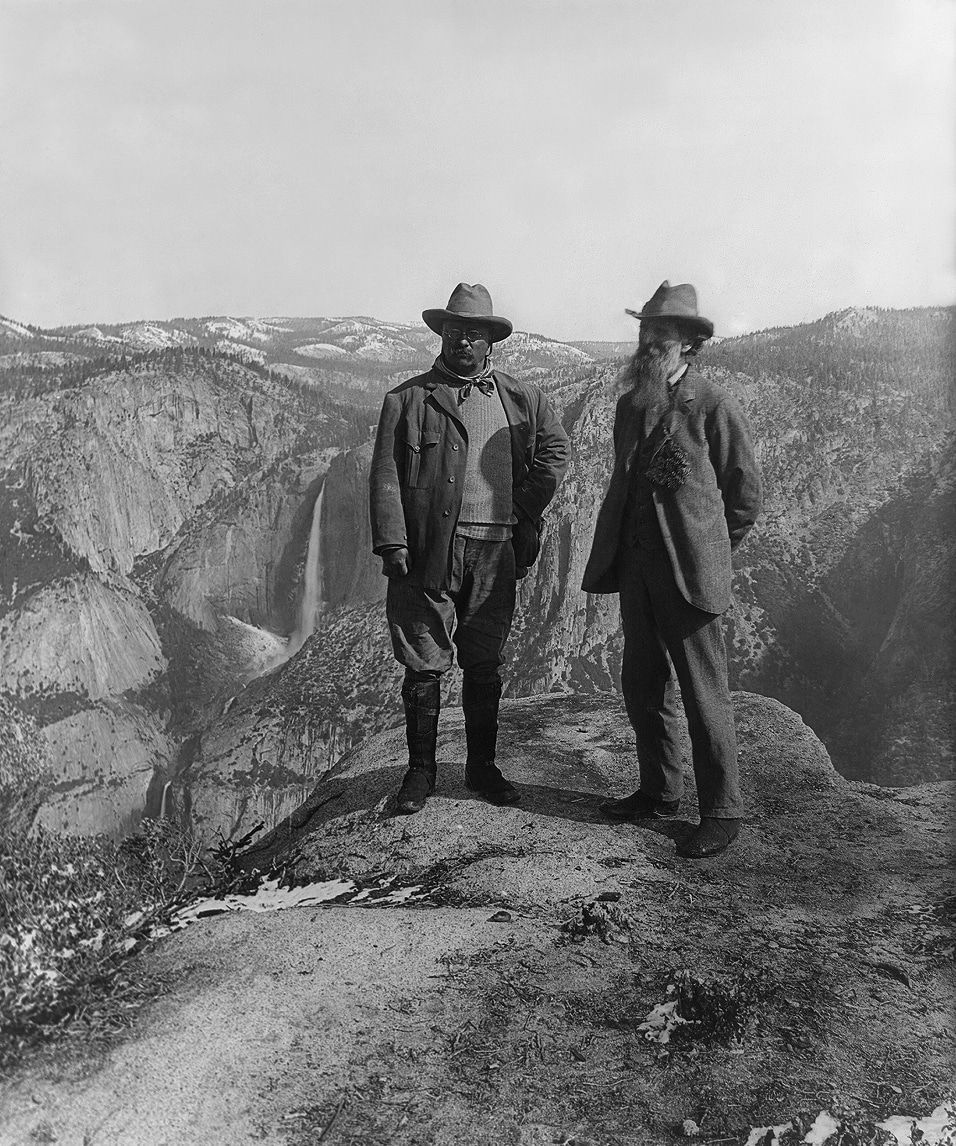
[626,281,714,340]
[423,283,513,343]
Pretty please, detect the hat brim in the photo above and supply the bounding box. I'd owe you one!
[422,309,513,343]
[625,309,714,340]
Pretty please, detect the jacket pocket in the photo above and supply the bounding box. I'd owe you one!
[405,432,441,488]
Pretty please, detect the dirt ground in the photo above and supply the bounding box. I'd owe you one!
[1,693,953,1145]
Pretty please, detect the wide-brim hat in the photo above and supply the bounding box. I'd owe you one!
[626,281,714,340]
[423,282,513,343]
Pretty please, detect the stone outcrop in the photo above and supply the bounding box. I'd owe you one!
[244,691,841,894]
[36,700,173,837]
[0,574,165,700]
[2,689,953,1145]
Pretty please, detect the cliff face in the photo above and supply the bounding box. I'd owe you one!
[1,349,370,835]
[170,602,402,841]
[0,574,165,701]
[320,441,384,610]
[37,701,173,836]
[825,439,955,785]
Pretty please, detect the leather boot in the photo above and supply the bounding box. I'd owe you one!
[676,817,742,858]
[600,791,681,820]
[462,676,519,806]
[395,678,440,815]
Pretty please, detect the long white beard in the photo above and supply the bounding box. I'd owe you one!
[622,346,679,416]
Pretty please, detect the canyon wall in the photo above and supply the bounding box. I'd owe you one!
[2,307,951,841]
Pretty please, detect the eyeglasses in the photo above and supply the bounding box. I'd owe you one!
[442,326,490,343]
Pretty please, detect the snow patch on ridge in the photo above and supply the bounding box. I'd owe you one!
[171,876,427,928]
[296,342,348,358]
[0,316,34,338]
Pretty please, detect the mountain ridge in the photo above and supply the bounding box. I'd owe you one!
[0,304,951,838]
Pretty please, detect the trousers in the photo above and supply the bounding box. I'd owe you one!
[618,535,744,818]
[386,534,516,684]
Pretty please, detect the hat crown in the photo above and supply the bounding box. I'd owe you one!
[625,280,714,339]
[444,282,495,320]
[641,281,699,318]
[422,282,513,342]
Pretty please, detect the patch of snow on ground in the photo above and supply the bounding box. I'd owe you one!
[215,339,266,364]
[343,330,421,361]
[637,986,688,1044]
[295,342,348,358]
[802,1111,840,1144]
[743,1123,792,1146]
[742,1103,956,1146]
[73,326,123,344]
[170,877,427,929]
[878,1102,956,1145]
[0,351,79,368]
[243,318,290,341]
[202,318,253,340]
[505,332,593,364]
[122,323,191,350]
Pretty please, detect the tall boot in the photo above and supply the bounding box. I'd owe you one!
[462,676,520,806]
[395,678,440,815]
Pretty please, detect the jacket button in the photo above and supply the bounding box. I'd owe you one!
[452,444,459,450]
[442,510,450,516]
[448,476,455,483]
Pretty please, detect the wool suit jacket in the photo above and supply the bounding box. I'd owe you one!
[581,369,762,613]
[369,368,569,590]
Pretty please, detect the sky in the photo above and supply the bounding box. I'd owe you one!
[1,0,953,340]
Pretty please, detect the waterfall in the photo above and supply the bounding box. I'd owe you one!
[286,482,325,657]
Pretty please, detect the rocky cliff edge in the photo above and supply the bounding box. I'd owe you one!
[2,692,952,1145]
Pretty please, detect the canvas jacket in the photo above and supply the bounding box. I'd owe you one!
[369,367,570,589]
[581,369,762,613]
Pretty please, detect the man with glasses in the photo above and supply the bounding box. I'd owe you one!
[370,282,569,814]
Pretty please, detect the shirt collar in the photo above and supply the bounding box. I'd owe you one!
[668,362,690,388]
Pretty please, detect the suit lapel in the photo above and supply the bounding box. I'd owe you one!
[423,376,465,426]
[494,372,530,484]
[618,404,643,476]
[674,368,697,414]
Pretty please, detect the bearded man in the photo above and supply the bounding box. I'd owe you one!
[582,281,762,858]
[370,282,569,815]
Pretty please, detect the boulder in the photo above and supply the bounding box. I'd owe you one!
[242,691,842,909]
